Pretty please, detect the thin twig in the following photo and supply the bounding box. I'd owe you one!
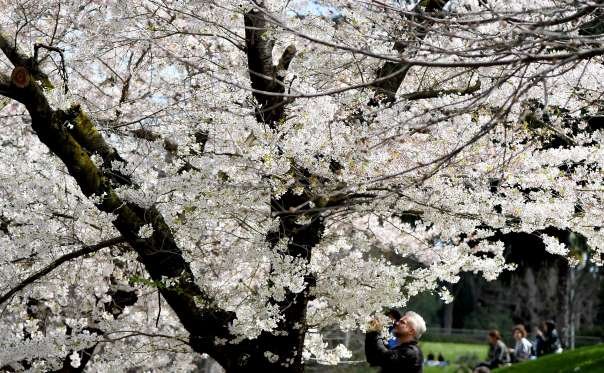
[0,236,127,306]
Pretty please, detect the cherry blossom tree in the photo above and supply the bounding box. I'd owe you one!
[0,0,603,371]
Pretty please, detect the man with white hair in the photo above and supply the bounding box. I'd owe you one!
[365,310,426,373]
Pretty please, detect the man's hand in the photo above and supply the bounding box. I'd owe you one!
[367,318,383,332]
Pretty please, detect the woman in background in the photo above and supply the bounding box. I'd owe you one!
[510,325,532,362]
[473,330,511,372]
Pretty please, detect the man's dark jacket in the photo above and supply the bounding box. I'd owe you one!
[365,331,423,373]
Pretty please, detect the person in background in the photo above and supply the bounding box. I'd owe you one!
[510,324,532,362]
[437,353,448,367]
[386,309,402,349]
[473,330,511,372]
[532,323,546,357]
[425,352,439,367]
[424,352,447,367]
[365,311,426,373]
[541,320,563,355]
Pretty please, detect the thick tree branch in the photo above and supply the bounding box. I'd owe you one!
[0,26,50,84]
[0,32,236,365]
[0,27,31,66]
[579,8,604,36]
[225,4,323,371]
[0,72,10,89]
[369,64,413,105]
[276,44,296,72]
[0,237,127,306]
[369,0,447,105]
[245,2,296,126]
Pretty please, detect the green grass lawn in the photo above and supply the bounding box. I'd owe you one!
[494,344,604,373]
[314,341,488,373]
[420,341,488,373]
[318,340,604,373]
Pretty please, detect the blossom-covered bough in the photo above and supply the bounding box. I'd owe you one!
[0,0,602,371]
